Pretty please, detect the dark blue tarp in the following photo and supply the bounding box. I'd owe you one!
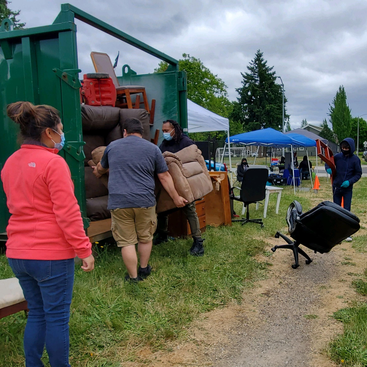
[225,128,306,147]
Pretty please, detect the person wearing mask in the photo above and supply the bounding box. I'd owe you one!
[326,138,362,241]
[93,118,187,281]
[299,155,312,180]
[154,119,205,256]
[237,158,249,182]
[1,101,95,367]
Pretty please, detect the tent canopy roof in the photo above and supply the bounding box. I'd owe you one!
[225,128,311,147]
[187,99,229,133]
[285,133,316,147]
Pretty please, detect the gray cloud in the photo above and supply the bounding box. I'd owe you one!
[8,0,367,127]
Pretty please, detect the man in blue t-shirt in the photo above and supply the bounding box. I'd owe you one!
[93,118,186,281]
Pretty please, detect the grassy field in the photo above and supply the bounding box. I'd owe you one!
[1,176,367,366]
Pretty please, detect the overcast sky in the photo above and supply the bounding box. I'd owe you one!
[8,0,367,129]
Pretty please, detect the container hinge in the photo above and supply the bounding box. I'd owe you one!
[53,68,81,89]
[64,141,85,162]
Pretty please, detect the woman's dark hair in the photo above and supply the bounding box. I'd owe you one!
[7,101,61,142]
[241,158,248,166]
[163,119,183,143]
[123,118,144,135]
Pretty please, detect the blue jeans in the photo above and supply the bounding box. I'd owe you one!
[8,258,74,367]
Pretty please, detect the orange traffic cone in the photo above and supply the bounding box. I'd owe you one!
[313,175,320,192]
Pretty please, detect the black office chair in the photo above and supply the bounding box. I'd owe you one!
[232,166,269,227]
[271,200,360,269]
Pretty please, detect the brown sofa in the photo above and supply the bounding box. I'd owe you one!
[82,105,151,220]
[155,144,213,213]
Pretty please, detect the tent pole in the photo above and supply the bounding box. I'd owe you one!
[306,150,313,189]
[227,131,232,174]
[291,145,296,194]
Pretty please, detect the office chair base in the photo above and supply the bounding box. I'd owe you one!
[272,232,313,269]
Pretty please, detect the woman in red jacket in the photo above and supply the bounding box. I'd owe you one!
[1,101,95,367]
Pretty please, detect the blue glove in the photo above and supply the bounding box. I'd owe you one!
[341,180,350,188]
[326,168,332,175]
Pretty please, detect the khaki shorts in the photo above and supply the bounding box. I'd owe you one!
[111,206,157,247]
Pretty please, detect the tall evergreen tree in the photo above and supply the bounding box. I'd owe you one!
[301,119,308,128]
[231,50,289,131]
[319,119,335,143]
[328,86,352,144]
[0,0,25,29]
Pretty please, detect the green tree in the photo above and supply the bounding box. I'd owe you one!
[0,0,25,29]
[328,86,352,144]
[319,119,336,143]
[155,54,233,141]
[301,119,308,128]
[350,117,367,152]
[231,50,289,131]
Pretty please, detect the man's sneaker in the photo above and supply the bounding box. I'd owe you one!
[124,274,144,282]
[190,237,204,256]
[345,236,353,242]
[138,265,152,279]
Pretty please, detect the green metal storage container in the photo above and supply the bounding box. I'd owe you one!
[0,3,187,241]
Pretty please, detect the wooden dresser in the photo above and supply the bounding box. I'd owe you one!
[167,171,232,238]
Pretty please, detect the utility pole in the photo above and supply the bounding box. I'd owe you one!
[277,76,285,155]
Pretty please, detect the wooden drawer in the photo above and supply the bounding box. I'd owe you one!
[168,199,206,238]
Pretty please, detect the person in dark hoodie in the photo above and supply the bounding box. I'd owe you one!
[326,138,362,240]
[154,119,205,256]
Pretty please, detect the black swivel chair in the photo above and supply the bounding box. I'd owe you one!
[232,166,269,227]
[271,200,360,268]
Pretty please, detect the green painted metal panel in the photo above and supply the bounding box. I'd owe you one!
[0,3,187,240]
[0,23,87,236]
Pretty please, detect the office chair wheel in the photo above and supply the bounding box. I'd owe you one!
[261,224,264,228]
[274,232,280,238]
[271,246,277,252]
[305,259,312,265]
[292,264,299,269]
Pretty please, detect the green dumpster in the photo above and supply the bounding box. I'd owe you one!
[0,3,187,241]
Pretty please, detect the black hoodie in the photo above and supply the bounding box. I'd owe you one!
[332,137,362,188]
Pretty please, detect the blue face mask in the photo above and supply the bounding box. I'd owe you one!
[52,130,65,151]
[163,132,173,141]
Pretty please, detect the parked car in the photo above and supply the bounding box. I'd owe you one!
[223,151,234,157]
[205,160,227,171]
[363,151,367,162]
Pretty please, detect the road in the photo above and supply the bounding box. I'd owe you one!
[313,165,367,177]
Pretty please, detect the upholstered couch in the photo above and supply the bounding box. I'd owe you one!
[155,144,213,213]
[82,105,150,220]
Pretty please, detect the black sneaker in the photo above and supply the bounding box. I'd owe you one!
[138,265,152,279]
[153,233,168,246]
[124,274,144,282]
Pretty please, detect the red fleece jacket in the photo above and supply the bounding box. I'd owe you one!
[1,144,92,260]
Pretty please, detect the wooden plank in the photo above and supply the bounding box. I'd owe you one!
[87,218,112,242]
[204,172,232,227]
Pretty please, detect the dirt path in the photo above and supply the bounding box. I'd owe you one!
[125,228,367,367]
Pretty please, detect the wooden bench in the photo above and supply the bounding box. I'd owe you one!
[0,277,28,319]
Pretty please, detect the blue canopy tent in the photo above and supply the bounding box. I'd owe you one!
[224,128,315,192]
